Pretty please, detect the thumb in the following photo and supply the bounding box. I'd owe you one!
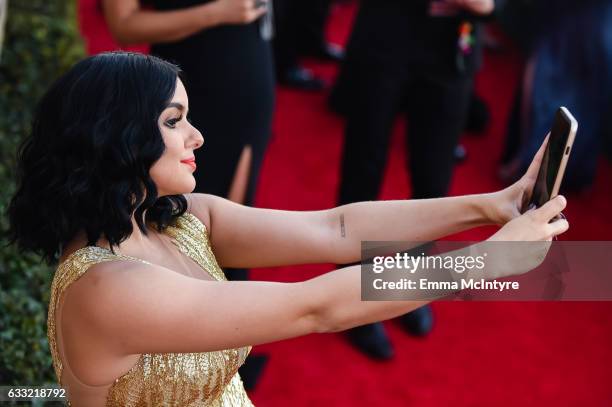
[535,195,567,223]
[524,134,550,182]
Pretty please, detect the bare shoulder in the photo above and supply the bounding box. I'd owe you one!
[184,193,216,231]
[59,259,157,384]
[62,259,155,326]
[64,256,188,305]
[61,257,193,340]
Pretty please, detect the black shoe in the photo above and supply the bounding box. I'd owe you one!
[278,66,326,91]
[346,322,394,360]
[454,144,467,163]
[238,354,269,391]
[398,305,434,337]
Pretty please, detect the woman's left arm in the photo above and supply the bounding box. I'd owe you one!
[188,136,548,269]
[187,193,496,268]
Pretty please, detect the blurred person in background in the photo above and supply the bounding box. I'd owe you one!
[329,0,502,360]
[497,0,612,191]
[273,0,343,91]
[103,0,275,389]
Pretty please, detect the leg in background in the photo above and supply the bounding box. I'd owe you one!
[228,145,253,204]
[273,0,326,90]
[399,73,474,336]
[338,65,405,205]
[406,74,474,199]
[337,61,406,360]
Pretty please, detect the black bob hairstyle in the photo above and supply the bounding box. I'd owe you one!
[7,51,189,264]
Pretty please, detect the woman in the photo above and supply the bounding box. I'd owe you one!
[103,0,273,206]
[7,52,568,406]
[102,0,276,384]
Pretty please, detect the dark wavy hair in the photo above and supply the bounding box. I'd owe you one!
[6,51,189,264]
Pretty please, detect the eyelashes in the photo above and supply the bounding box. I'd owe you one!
[164,115,182,129]
[164,114,193,129]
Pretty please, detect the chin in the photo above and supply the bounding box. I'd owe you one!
[160,179,197,196]
[182,178,197,194]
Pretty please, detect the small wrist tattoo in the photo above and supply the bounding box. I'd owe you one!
[340,213,346,238]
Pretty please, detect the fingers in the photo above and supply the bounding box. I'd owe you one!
[228,0,267,24]
[248,0,267,21]
[524,133,550,181]
[252,5,268,19]
[517,134,550,212]
[547,216,570,238]
[534,195,567,223]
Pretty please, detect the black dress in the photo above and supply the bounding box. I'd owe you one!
[151,0,275,204]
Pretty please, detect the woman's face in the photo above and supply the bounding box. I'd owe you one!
[150,79,204,196]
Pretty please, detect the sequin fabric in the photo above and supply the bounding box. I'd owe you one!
[47,213,254,406]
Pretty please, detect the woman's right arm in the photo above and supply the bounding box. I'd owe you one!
[64,196,567,361]
[102,0,267,45]
[64,259,427,357]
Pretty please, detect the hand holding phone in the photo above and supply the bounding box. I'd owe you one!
[486,107,577,228]
[523,107,578,213]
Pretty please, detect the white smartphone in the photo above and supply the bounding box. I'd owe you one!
[524,106,578,212]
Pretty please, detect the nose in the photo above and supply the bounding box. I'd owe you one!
[190,125,204,150]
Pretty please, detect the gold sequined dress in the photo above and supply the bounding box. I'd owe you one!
[47,213,254,406]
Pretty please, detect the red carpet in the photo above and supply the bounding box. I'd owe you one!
[79,1,612,405]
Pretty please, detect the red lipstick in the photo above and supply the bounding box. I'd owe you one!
[180,157,197,170]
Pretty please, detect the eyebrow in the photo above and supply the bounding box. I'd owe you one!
[165,102,185,111]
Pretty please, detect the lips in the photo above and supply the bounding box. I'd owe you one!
[180,157,197,170]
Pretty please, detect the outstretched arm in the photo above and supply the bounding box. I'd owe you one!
[64,258,427,374]
[65,193,566,380]
[188,135,551,269]
[188,193,495,269]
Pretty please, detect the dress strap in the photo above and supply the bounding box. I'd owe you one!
[164,213,227,281]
